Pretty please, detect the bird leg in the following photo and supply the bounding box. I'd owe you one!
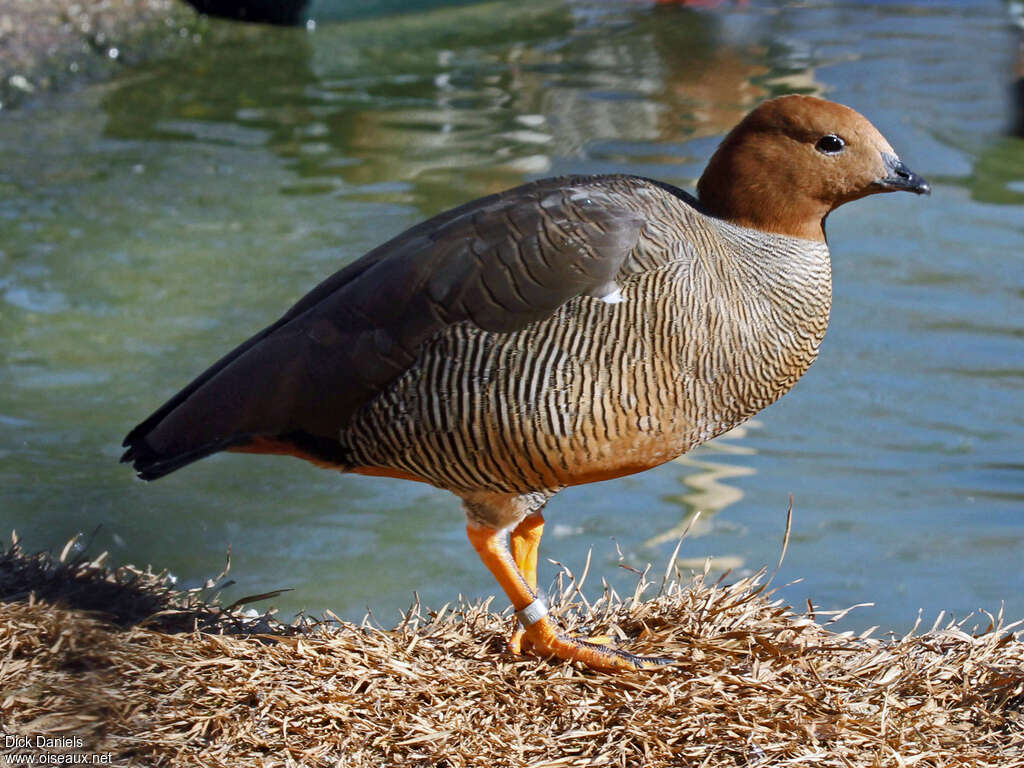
[508,511,545,653]
[506,512,617,651]
[466,522,667,671]
[510,510,545,591]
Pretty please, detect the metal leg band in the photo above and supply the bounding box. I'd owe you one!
[514,596,549,627]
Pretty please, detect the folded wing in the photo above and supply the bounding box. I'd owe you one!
[121,175,650,479]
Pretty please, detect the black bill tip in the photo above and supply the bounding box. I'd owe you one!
[879,153,931,196]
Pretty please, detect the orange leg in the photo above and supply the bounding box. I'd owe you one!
[466,522,667,672]
[510,511,545,592]
[508,512,545,653]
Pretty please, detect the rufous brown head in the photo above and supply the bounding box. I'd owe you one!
[697,94,930,242]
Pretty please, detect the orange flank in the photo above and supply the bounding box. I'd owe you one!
[227,437,343,471]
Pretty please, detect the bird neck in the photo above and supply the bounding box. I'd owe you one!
[696,173,830,243]
[695,131,832,243]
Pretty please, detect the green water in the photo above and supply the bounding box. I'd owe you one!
[1,0,1021,632]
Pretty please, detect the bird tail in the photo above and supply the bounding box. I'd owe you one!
[120,432,243,481]
[120,321,292,481]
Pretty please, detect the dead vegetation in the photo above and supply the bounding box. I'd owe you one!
[1,532,1022,767]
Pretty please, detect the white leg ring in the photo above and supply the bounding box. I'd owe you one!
[514,596,549,627]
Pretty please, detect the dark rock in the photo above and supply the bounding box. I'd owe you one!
[182,0,310,26]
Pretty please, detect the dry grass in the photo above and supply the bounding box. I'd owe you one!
[1,533,1022,767]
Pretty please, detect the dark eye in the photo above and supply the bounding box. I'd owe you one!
[816,134,845,154]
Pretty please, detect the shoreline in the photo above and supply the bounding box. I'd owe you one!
[0,0,202,110]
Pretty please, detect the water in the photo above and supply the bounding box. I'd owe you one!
[1,0,1021,634]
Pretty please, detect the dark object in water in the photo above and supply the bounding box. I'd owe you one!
[182,0,310,26]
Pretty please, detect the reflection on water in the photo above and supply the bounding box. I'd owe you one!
[101,1,820,214]
[0,0,1022,633]
[642,423,761,573]
[645,422,759,563]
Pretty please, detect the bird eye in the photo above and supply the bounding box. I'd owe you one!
[815,134,845,155]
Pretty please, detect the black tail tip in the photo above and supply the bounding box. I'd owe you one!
[119,436,164,481]
[119,431,244,481]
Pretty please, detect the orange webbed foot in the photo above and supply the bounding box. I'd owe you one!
[508,624,613,654]
[519,616,671,671]
[508,626,526,655]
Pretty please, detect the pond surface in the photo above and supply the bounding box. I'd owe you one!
[1,0,1021,633]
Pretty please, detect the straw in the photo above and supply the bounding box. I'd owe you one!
[1,533,1021,767]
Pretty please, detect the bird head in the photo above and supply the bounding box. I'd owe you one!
[697,94,930,242]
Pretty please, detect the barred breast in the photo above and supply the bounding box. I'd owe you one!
[340,211,831,496]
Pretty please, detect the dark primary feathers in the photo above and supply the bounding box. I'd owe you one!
[121,174,653,480]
